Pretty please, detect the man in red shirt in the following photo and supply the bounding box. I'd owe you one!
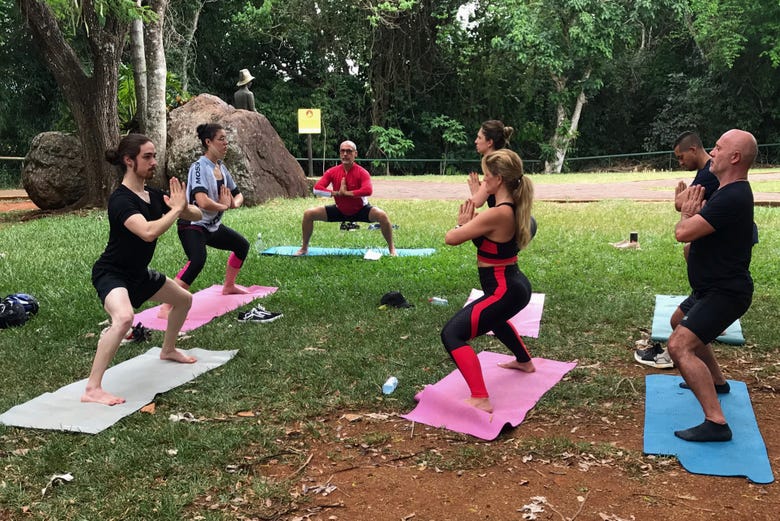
[295,140,396,256]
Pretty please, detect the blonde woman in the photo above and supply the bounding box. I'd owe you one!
[442,149,535,413]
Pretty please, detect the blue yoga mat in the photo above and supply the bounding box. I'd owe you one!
[261,246,436,257]
[651,294,745,345]
[644,374,773,484]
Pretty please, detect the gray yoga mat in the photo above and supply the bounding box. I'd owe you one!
[0,347,237,434]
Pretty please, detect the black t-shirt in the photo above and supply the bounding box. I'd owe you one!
[687,181,754,295]
[690,159,719,201]
[93,185,169,280]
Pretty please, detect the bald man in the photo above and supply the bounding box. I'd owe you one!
[668,129,757,442]
[295,140,396,256]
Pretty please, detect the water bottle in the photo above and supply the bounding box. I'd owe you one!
[429,297,448,306]
[382,376,399,395]
[254,232,264,255]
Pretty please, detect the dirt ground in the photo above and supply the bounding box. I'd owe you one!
[189,354,780,521]
[4,187,780,520]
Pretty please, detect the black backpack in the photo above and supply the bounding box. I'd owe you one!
[0,298,28,328]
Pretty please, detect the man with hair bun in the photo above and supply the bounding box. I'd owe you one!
[85,134,202,406]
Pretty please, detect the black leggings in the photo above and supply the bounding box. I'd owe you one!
[177,224,249,285]
[441,264,532,362]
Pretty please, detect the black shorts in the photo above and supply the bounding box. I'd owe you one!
[325,204,373,223]
[92,266,167,309]
[679,290,752,345]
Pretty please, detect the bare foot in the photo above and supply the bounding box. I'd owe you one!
[498,360,536,372]
[294,247,308,256]
[81,388,126,406]
[465,397,493,413]
[157,303,171,319]
[160,349,197,364]
[222,284,250,295]
[388,248,398,257]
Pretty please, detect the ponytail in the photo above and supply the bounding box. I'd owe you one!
[512,176,534,250]
[482,148,533,249]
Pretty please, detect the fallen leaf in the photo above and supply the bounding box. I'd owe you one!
[236,411,255,417]
[41,473,74,497]
[140,403,156,414]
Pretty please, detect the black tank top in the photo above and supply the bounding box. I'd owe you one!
[472,202,519,264]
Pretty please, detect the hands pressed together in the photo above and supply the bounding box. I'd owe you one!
[165,177,187,213]
[680,184,705,219]
[218,184,235,208]
[338,177,349,196]
[458,199,476,227]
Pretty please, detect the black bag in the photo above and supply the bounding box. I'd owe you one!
[0,298,28,328]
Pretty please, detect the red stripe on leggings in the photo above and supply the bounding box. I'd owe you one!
[470,266,508,339]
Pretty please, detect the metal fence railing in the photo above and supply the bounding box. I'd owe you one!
[5,142,780,189]
[298,143,780,176]
[0,156,23,189]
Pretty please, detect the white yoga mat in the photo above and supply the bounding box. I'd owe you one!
[0,347,237,434]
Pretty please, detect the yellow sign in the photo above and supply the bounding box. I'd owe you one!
[298,108,322,134]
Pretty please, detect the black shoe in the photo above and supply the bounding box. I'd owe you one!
[634,342,674,369]
[340,221,360,231]
[678,381,731,394]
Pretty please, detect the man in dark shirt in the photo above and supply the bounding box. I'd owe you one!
[673,131,719,212]
[85,134,202,406]
[668,129,757,442]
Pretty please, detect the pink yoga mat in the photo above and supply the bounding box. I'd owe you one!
[134,285,278,332]
[402,352,576,440]
[464,290,545,338]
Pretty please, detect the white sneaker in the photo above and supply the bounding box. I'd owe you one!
[237,305,283,323]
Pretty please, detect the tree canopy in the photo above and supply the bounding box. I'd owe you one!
[4,0,780,186]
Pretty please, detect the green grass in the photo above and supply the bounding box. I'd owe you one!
[1,195,779,519]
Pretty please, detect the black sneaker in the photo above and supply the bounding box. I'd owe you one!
[679,381,731,394]
[634,342,674,369]
[238,305,283,323]
[340,221,359,231]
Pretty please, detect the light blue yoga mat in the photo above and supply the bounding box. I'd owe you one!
[261,246,436,257]
[644,374,773,484]
[651,294,745,345]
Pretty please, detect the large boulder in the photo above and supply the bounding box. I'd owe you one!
[21,132,87,210]
[167,94,308,205]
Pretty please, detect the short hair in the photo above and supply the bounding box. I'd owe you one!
[104,133,153,176]
[673,131,704,151]
[481,120,514,150]
[197,123,225,148]
[341,140,357,153]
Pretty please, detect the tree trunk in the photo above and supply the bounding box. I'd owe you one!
[144,0,169,187]
[544,70,590,174]
[130,1,148,132]
[174,0,205,92]
[366,0,438,159]
[17,0,127,208]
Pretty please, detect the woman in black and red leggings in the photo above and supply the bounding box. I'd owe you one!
[441,148,535,413]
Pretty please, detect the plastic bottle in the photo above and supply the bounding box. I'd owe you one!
[429,297,448,306]
[254,232,264,255]
[382,376,399,395]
